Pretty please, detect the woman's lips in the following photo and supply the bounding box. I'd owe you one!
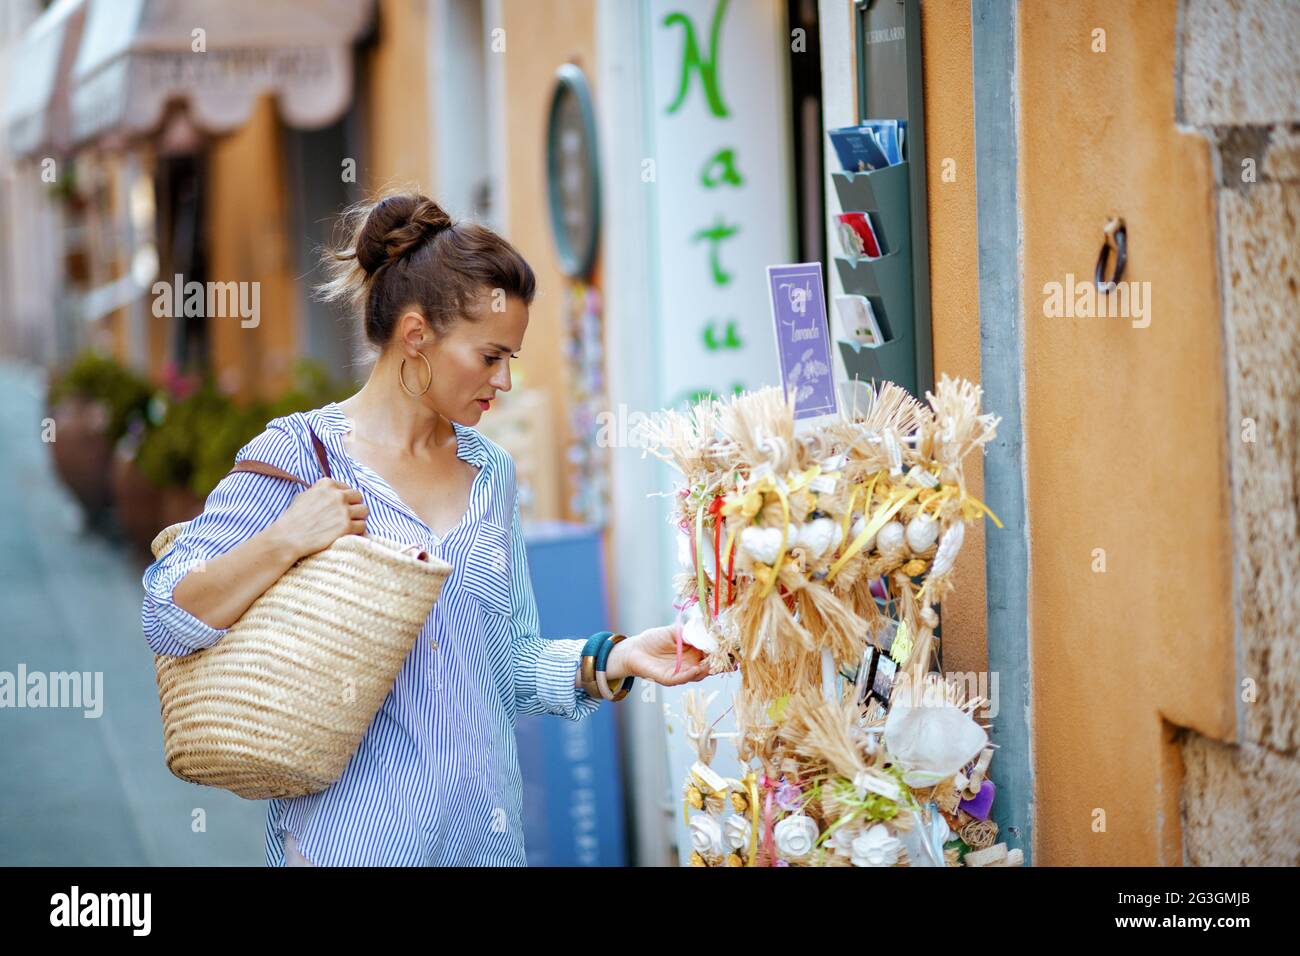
[476,399,491,410]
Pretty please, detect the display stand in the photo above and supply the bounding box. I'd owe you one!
[833,0,933,400]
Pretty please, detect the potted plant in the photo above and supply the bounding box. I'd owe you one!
[45,350,152,522]
[121,359,355,561]
[111,361,201,558]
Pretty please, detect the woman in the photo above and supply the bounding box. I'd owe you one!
[140,191,712,866]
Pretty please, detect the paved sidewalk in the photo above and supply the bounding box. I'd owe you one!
[0,360,266,865]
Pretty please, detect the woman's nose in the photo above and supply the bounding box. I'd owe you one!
[490,362,512,392]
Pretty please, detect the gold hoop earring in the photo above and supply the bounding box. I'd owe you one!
[398,351,432,397]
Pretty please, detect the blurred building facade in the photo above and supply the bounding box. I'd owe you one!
[2,0,1297,867]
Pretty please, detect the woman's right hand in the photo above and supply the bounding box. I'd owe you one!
[269,478,368,559]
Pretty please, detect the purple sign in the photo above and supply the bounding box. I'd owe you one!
[766,262,839,425]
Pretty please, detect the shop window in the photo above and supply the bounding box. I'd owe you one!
[154,151,209,372]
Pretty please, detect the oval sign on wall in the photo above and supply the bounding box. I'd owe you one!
[545,63,601,279]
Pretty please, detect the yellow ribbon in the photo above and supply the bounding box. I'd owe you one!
[961,490,1004,528]
[903,481,1003,528]
[786,464,822,493]
[826,483,923,582]
[917,485,950,516]
[722,487,763,519]
[859,470,883,526]
[742,770,761,866]
[838,484,860,556]
[756,477,791,599]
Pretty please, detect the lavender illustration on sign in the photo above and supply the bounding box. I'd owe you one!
[767,262,837,423]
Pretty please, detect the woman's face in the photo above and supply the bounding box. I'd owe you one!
[399,290,528,426]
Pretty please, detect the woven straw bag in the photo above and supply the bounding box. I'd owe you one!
[148,422,453,800]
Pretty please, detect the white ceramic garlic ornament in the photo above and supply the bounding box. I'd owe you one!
[849,513,875,552]
[740,527,781,565]
[876,520,906,555]
[795,517,838,558]
[905,513,939,553]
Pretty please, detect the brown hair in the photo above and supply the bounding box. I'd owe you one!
[317,189,536,350]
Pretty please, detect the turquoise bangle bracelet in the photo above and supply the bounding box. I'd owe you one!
[595,633,634,701]
[583,631,613,660]
[594,632,619,672]
[581,631,613,696]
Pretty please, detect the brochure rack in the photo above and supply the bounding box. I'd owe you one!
[833,0,933,400]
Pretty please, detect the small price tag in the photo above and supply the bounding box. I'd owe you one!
[810,474,838,494]
[691,761,728,795]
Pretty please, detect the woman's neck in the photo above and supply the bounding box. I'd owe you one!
[338,354,456,457]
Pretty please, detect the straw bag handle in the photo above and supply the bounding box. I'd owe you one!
[226,424,332,486]
[219,423,431,563]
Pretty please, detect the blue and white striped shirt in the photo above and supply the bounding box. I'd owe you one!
[140,401,602,865]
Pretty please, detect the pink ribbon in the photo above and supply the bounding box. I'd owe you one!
[668,600,697,677]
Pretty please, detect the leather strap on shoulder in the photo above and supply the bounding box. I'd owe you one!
[223,417,333,487]
[227,460,309,486]
[307,423,332,480]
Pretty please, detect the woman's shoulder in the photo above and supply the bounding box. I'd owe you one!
[456,422,516,483]
[231,411,315,478]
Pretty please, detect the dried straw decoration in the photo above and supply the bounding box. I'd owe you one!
[649,376,1022,867]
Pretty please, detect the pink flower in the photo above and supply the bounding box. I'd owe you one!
[159,359,197,400]
[774,780,802,812]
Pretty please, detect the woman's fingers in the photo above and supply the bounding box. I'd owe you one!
[679,649,705,670]
[662,661,710,686]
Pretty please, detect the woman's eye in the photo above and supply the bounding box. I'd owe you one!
[484,356,499,366]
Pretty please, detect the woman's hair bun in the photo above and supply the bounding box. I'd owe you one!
[356,195,455,275]
[317,188,535,352]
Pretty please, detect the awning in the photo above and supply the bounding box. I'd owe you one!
[70,0,375,149]
[3,0,87,158]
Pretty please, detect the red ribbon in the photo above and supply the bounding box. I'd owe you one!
[708,496,725,618]
[671,597,698,677]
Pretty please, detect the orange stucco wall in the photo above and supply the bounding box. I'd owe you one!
[204,0,432,401]
[365,0,433,190]
[205,95,299,402]
[1017,0,1234,864]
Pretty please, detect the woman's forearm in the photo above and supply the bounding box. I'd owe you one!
[169,524,303,631]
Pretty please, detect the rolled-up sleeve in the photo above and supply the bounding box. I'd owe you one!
[507,476,602,722]
[141,419,307,657]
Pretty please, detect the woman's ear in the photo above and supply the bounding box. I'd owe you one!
[398,309,429,350]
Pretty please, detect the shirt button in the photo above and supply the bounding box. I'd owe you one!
[430,638,439,651]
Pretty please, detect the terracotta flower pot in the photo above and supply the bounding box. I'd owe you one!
[111,447,166,561]
[112,449,206,563]
[48,398,114,518]
[160,485,203,529]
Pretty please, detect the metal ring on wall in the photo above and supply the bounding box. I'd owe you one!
[1094,217,1127,292]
